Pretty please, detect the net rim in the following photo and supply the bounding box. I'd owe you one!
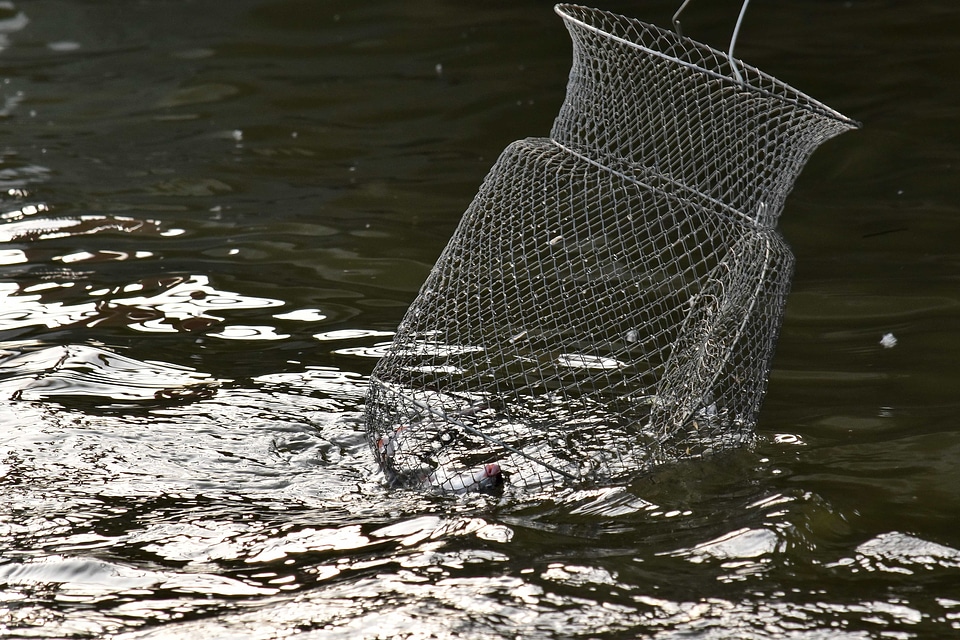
[554,3,861,130]
[547,139,766,230]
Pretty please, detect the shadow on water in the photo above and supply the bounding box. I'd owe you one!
[1,0,960,638]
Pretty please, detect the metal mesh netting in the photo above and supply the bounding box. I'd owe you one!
[365,4,859,492]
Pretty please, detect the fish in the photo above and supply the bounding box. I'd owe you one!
[376,424,503,493]
[426,462,503,493]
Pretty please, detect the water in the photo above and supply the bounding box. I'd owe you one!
[1,0,959,637]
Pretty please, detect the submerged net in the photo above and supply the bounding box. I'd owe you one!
[365,4,858,492]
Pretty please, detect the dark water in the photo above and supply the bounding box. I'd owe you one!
[1,0,958,637]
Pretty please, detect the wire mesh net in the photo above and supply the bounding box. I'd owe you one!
[365,3,858,492]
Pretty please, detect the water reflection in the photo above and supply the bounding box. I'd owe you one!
[0,344,216,401]
[0,270,288,336]
[0,201,398,345]
[0,0,958,636]
[1,339,957,639]
[0,209,170,243]
[0,203,307,338]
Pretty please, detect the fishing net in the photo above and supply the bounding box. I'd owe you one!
[365,3,858,492]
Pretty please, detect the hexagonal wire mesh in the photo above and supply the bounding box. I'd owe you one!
[365,3,859,492]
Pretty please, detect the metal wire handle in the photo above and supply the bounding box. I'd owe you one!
[672,0,751,82]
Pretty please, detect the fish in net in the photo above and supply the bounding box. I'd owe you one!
[365,3,859,492]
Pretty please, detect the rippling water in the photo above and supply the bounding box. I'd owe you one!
[2,0,960,638]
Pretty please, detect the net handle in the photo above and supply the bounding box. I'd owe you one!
[672,0,751,83]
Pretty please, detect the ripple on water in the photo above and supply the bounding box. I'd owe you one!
[0,342,375,502]
[0,344,217,401]
[2,339,955,639]
[2,0,956,634]
[1,341,956,639]
[0,206,359,343]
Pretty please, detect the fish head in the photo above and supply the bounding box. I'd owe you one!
[429,461,503,493]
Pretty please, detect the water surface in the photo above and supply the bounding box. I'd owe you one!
[2,0,960,638]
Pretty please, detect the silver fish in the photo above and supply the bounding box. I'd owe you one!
[376,424,502,493]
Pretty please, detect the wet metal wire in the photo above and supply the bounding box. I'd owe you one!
[365,3,859,492]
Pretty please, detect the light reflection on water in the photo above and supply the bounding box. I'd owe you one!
[1,335,955,638]
[0,0,959,637]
